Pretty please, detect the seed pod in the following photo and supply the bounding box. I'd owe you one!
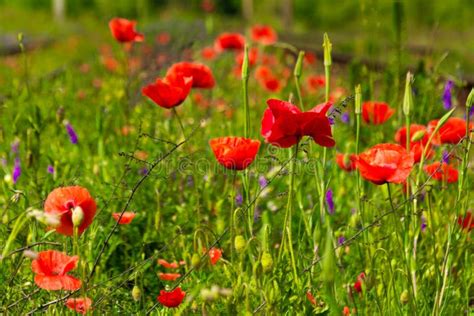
[72,206,84,227]
[400,290,409,305]
[191,253,201,267]
[261,252,273,272]
[234,235,246,253]
[132,285,141,301]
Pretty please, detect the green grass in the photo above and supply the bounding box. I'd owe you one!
[0,3,473,315]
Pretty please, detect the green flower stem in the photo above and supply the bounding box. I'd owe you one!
[278,143,299,285]
[230,172,237,262]
[172,107,186,140]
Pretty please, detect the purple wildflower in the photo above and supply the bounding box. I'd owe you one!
[258,175,267,188]
[12,158,21,184]
[64,121,78,144]
[442,80,454,110]
[421,215,427,232]
[338,236,346,246]
[325,189,334,214]
[328,117,335,125]
[235,193,243,206]
[47,165,55,174]
[340,111,350,124]
[140,167,149,175]
[442,150,450,164]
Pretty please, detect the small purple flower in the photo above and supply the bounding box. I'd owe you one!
[340,111,350,124]
[442,150,450,164]
[258,175,267,188]
[325,189,334,215]
[11,139,20,154]
[338,236,346,246]
[64,121,78,144]
[140,167,149,175]
[12,158,21,184]
[421,215,427,232]
[235,193,243,206]
[47,165,55,174]
[328,116,335,125]
[442,80,454,110]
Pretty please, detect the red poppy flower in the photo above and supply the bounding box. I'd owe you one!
[158,259,179,269]
[424,162,458,183]
[209,137,260,171]
[31,250,81,291]
[427,117,471,145]
[142,75,193,109]
[66,297,92,315]
[201,46,217,60]
[306,291,316,305]
[214,32,245,52]
[166,62,215,89]
[255,65,272,81]
[306,75,325,92]
[44,186,97,236]
[261,99,335,148]
[157,287,186,308]
[362,101,395,125]
[336,153,357,172]
[458,211,474,231]
[158,273,181,281]
[208,248,222,265]
[304,52,317,65]
[251,25,278,45]
[354,272,365,293]
[112,212,136,224]
[356,144,414,185]
[262,77,282,92]
[109,18,144,43]
[394,124,433,163]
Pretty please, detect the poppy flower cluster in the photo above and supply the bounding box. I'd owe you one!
[142,62,215,109]
[394,124,433,163]
[261,99,335,148]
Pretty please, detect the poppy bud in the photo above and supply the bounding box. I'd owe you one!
[234,235,246,253]
[400,290,409,305]
[355,85,362,114]
[72,206,84,227]
[191,253,201,267]
[466,88,474,109]
[132,285,141,301]
[261,252,273,272]
[410,130,426,142]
